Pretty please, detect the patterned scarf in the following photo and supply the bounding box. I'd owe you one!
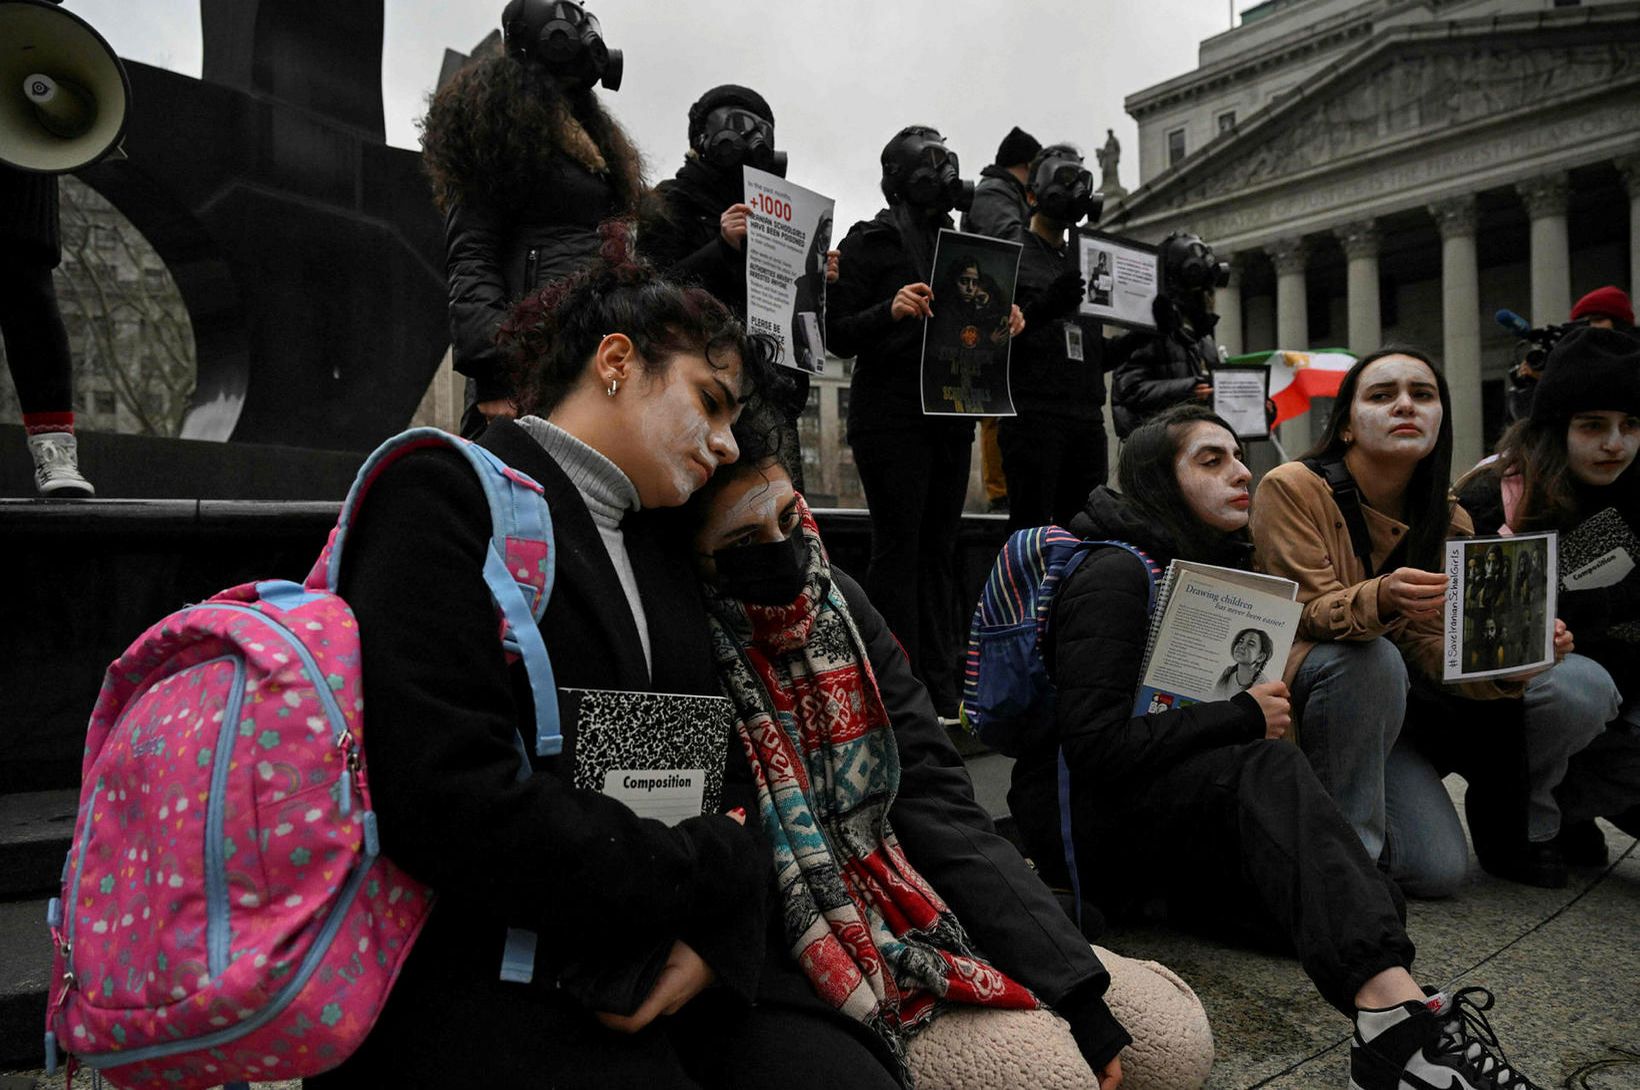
[705,496,1036,1077]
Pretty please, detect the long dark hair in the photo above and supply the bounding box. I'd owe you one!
[496,225,779,416]
[420,51,645,215]
[1305,346,1454,570]
[1117,402,1251,565]
[1469,418,1582,533]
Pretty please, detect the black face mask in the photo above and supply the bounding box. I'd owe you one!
[1031,155,1101,225]
[713,532,808,606]
[698,106,786,177]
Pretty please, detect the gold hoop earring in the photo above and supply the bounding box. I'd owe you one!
[607,379,619,398]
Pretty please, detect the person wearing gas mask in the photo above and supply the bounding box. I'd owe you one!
[1001,143,1139,532]
[421,0,640,439]
[1110,233,1228,439]
[829,125,1019,716]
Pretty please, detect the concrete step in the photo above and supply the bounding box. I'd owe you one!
[0,899,52,1071]
[0,793,77,901]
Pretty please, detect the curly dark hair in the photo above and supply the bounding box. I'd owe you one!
[496,224,781,417]
[420,51,645,215]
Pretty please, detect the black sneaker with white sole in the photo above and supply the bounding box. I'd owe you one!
[1350,987,1541,1090]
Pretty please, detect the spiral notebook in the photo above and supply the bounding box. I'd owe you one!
[562,687,734,826]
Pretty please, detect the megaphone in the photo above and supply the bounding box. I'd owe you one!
[0,0,130,174]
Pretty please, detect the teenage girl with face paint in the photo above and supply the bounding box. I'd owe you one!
[1455,325,1640,868]
[305,244,857,1089]
[1008,402,1549,1090]
[1252,348,1573,896]
[680,405,1222,1090]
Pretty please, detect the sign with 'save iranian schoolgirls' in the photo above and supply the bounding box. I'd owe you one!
[743,166,834,375]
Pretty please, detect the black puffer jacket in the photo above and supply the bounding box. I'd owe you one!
[1008,487,1263,888]
[444,157,620,403]
[829,206,972,441]
[1109,318,1219,438]
[637,158,746,317]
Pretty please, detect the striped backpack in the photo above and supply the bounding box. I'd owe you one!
[45,428,561,1089]
[960,526,1158,913]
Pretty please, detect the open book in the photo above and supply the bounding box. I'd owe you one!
[1133,561,1302,717]
[564,688,734,826]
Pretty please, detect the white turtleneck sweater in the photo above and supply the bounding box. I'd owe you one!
[516,415,652,676]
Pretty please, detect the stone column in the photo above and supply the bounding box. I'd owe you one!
[1214,254,1244,358]
[1271,237,1311,448]
[1619,154,1640,300]
[1335,219,1382,355]
[1430,195,1484,471]
[1516,172,1571,325]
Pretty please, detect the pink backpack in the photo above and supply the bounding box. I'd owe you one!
[45,428,561,1089]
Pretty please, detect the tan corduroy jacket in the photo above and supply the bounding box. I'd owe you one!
[1250,460,1521,702]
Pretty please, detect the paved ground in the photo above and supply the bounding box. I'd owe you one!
[9,763,1637,1090]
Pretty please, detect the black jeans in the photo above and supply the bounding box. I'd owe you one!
[849,425,973,714]
[997,413,1108,534]
[0,262,73,415]
[1082,740,1414,1016]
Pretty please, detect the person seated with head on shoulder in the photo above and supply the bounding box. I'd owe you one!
[1253,348,1575,895]
[1455,326,1640,867]
[683,403,1217,1090]
[1009,402,1550,1090]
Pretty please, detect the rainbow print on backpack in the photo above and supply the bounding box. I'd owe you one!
[44,429,560,1089]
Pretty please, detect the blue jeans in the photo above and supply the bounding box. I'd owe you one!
[1290,638,1408,862]
[1523,653,1621,841]
[1382,737,1470,898]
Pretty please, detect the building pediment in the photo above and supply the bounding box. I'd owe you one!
[1109,7,1640,232]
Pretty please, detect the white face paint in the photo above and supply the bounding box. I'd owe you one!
[1345,355,1443,464]
[1565,410,1640,487]
[692,462,799,583]
[1174,422,1252,532]
[613,349,743,508]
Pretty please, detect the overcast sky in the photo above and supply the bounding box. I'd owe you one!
[65,0,1258,233]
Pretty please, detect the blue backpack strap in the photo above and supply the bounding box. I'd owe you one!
[1043,537,1158,937]
[313,427,562,760]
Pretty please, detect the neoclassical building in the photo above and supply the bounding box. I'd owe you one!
[1104,0,1640,468]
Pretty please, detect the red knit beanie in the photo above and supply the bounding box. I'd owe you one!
[1570,285,1634,326]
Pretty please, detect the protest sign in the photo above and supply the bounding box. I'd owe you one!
[1210,362,1271,439]
[1077,230,1159,332]
[1442,532,1558,681]
[744,166,834,374]
[920,228,1021,416]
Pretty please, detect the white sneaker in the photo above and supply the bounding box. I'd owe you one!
[27,432,95,497]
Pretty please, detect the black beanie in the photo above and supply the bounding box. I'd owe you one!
[994,126,1041,168]
[687,85,773,146]
[1529,325,1640,425]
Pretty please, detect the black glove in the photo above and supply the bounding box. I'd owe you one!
[1024,269,1085,325]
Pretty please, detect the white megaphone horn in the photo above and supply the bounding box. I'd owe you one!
[0,0,130,173]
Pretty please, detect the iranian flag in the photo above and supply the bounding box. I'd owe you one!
[1224,348,1356,426]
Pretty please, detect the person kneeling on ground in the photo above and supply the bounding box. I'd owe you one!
[685,405,1217,1090]
[1009,403,1549,1090]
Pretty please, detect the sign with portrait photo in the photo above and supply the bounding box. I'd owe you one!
[743,166,835,375]
[1443,533,1558,682]
[920,228,1022,416]
[1076,230,1159,332]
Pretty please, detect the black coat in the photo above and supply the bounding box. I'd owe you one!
[960,165,1029,243]
[444,156,620,402]
[0,166,60,268]
[1109,319,1219,438]
[638,158,747,317]
[317,419,769,1084]
[835,569,1131,1071]
[1008,487,1263,888]
[829,207,973,442]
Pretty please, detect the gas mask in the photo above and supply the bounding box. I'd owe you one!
[697,106,787,177]
[1030,146,1102,226]
[1160,233,1229,296]
[712,532,808,606]
[881,128,973,214]
[502,0,623,92]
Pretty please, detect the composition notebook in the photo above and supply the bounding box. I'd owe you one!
[1560,507,1640,643]
[1132,561,1302,717]
[562,688,734,826]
